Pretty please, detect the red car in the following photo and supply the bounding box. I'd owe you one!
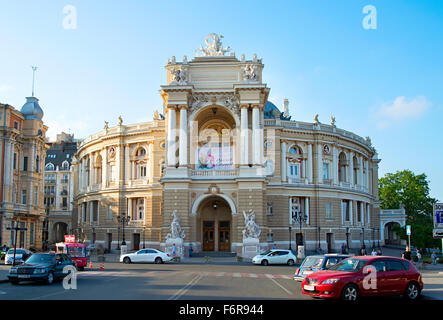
[301,256,423,301]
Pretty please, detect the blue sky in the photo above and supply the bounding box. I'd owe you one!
[0,0,442,201]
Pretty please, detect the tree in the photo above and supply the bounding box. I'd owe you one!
[379,170,439,250]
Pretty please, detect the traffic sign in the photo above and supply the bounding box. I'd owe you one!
[406,225,411,236]
[433,203,443,238]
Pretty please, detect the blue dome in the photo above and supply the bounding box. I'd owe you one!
[264,101,280,119]
[21,97,44,121]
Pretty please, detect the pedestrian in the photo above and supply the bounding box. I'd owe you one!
[189,244,193,258]
[359,245,366,256]
[341,243,346,254]
[416,249,422,267]
[402,246,412,261]
[172,243,177,257]
[431,251,437,265]
[377,248,382,256]
[371,248,377,256]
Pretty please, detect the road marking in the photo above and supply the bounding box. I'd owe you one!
[265,274,274,279]
[168,273,203,300]
[216,272,225,277]
[248,273,258,278]
[233,273,241,277]
[267,276,293,296]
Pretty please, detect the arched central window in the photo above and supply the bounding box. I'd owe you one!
[197,122,233,170]
[287,145,303,180]
[134,147,147,180]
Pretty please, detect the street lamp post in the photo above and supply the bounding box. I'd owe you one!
[117,214,130,246]
[143,226,146,249]
[288,226,292,251]
[293,211,308,251]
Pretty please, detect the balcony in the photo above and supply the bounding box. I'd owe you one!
[191,169,238,179]
[287,177,307,185]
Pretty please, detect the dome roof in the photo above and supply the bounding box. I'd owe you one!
[21,96,44,121]
[264,101,280,119]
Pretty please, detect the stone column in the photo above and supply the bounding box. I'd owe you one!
[124,145,130,184]
[240,105,249,165]
[349,201,353,224]
[359,156,363,187]
[167,106,177,166]
[102,149,107,187]
[179,105,188,166]
[316,143,323,184]
[281,140,287,182]
[349,151,354,187]
[365,159,369,189]
[332,145,338,185]
[305,197,310,225]
[128,198,133,220]
[252,105,260,165]
[307,144,313,183]
[148,142,154,184]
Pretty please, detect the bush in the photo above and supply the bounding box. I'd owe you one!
[236,256,243,262]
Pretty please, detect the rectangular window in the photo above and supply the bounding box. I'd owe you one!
[266,202,273,216]
[13,121,19,130]
[342,200,350,222]
[137,198,145,220]
[23,157,28,171]
[21,190,27,205]
[288,164,299,178]
[34,186,38,206]
[13,153,17,170]
[62,197,68,208]
[92,201,99,222]
[107,205,113,220]
[326,203,332,219]
[323,163,329,180]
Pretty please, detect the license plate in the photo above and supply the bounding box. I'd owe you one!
[304,285,315,291]
[18,275,30,279]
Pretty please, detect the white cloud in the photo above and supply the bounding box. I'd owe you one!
[376,96,430,129]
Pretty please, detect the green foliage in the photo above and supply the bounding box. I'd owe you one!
[379,169,439,249]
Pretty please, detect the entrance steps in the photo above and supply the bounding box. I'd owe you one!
[192,251,236,258]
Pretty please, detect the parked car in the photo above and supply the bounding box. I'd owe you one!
[294,254,351,281]
[252,249,297,266]
[120,249,173,264]
[8,253,76,285]
[301,256,423,301]
[4,248,31,265]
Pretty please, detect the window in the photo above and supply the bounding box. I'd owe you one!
[23,157,28,171]
[92,201,99,222]
[342,200,350,222]
[34,186,39,206]
[107,205,113,220]
[45,163,55,171]
[82,203,87,222]
[139,164,147,179]
[137,199,144,220]
[111,165,117,181]
[13,121,19,130]
[13,153,17,170]
[267,233,274,242]
[288,164,300,178]
[21,190,27,205]
[372,260,388,273]
[61,161,69,171]
[266,202,273,216]
[326,203,332,219]
[30,222,35,245]
[323,163,329,180]
[36,156,40,173]
[357,202,361,222]
[387,260,405,271]
[62,197,68,208]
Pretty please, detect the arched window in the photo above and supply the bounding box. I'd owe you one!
[95,155,102,184]
[45,163,55,171]
[61,161,70,171]
[287,145,303,180]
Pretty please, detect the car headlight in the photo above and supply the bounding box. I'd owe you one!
[9,267,17,274]
[33,268,47,274]
[322,278,340,284]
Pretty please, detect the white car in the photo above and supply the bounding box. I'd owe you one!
[5,248,31,265]
[120,248,173,264]
[252,249,297,266]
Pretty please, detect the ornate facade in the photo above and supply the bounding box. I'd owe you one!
[73,35,381,255]
[0,97,48,249]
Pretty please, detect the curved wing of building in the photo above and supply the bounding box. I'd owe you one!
[73,35,382,255]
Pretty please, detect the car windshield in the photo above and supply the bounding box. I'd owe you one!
[67,247,86,257]
[328,258,369,272]
[302,257,324,268]
[7,249,25,254]
[25,254,55,264]
[261,250,273,256]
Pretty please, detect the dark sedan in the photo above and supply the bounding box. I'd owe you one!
[8,253,76,285]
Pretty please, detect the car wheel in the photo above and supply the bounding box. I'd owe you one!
[341,284,359,301]
[261,260,269,266]
[10,280,19,285]
[155,257,163,264]
[123,257,131,264]
[287,259,295,266]
[46,271,54,285]
[404,282,420,300]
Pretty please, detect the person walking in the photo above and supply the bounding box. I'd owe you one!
[431,251,437,265]
[172,243,177,257]
[371,248,377,256]
[402,246,412,261]
[416,249,422,268]
[341,243,346,254]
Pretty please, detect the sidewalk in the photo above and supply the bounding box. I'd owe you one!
[0,265,10,284]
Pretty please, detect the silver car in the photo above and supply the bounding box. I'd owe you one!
[5,248,31,265]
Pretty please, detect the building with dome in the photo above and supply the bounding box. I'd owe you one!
[0,97,48,249]
[73,34,382,255]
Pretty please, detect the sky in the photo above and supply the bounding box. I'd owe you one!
[0,0,442,201]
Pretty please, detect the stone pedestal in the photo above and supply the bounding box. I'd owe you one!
[165,238,184,258]
[241,238,260,259]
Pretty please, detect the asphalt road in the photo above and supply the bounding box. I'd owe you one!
[0,262,307,300]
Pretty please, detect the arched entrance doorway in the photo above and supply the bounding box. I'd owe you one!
[52,222,68,243]
[196,195,232,252]
[384,222,402,245]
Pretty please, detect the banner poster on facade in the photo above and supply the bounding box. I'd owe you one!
[196,144,234,170]
[433,203,443,238]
